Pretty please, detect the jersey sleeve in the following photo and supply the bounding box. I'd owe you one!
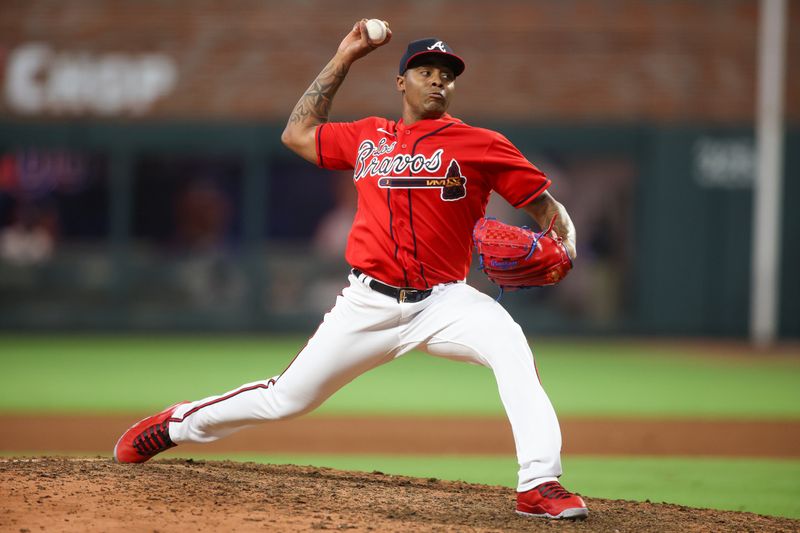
[315,118,372,170]
[484,133,551,208]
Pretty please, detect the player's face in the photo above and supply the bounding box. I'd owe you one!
[397,59,455,120]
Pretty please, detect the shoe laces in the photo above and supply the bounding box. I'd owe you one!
[132,421,174,457]
[537,482,573,500]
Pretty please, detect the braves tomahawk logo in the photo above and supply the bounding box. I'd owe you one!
[378,159,467,201]
[427,41,448,53]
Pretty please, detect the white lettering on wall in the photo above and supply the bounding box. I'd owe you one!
[5,43,177,116]
[693,137,756,189]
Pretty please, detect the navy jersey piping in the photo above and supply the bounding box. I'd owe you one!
[513,179,551,208]
[316,123,326,167]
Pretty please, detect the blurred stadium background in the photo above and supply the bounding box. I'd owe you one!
[0,0,797,337]
[1,0,799,521]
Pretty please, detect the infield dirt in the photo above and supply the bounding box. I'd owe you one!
[2,414,798,457]
[2,416,799,532]
[2,457,798,533]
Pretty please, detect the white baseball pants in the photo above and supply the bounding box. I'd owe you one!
[168,272,563,491]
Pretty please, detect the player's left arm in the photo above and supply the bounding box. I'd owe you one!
[522,191,577,260]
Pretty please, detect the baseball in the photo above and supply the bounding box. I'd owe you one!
[365,19,387,44]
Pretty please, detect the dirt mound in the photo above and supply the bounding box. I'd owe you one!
[1,457,797,533]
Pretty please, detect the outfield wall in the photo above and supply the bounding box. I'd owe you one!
[0,122,797,337]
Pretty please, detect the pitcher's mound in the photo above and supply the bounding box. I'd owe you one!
[1,457,796,532]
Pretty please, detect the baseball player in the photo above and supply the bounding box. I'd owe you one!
[114,20,588,520]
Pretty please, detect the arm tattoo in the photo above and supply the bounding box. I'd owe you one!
[288,60,350,126]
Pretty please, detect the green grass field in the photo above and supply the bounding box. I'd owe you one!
[1,335,799,518]
[2,335,799,418]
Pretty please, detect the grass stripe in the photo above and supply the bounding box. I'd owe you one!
[1,336,799,418]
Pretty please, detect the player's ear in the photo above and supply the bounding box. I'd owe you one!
[396,75,405,93]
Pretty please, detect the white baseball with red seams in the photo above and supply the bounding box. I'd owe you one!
[365,19,387,44]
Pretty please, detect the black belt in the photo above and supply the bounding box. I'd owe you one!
[351,269,433,303]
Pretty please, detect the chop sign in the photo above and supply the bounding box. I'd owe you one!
[4,43,177,116]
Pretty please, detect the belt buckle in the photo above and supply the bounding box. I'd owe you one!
[398,289,408,303]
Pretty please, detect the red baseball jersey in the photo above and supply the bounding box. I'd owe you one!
[315,113,550,289]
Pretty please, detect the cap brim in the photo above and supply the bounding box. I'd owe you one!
[403,51,465,77]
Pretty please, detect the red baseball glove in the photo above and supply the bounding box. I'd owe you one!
[472,215,572,291]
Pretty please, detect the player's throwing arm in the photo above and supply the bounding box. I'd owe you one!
[281,19,392,163]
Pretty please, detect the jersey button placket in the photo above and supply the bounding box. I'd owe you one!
[391,131,413,286]
[404,129,426,289]
[398,129,407,150]
[387,130,405,284]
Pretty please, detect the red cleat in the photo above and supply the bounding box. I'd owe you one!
[113,402,188,463]
[516,481,588,519]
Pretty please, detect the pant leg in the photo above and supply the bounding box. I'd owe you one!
[406,283,562,491]
[169,275,401,444]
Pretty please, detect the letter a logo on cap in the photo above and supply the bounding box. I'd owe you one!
[427,41,448,53]
[399,38,465,76]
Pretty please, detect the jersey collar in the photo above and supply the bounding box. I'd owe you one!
[396,113,461,134]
